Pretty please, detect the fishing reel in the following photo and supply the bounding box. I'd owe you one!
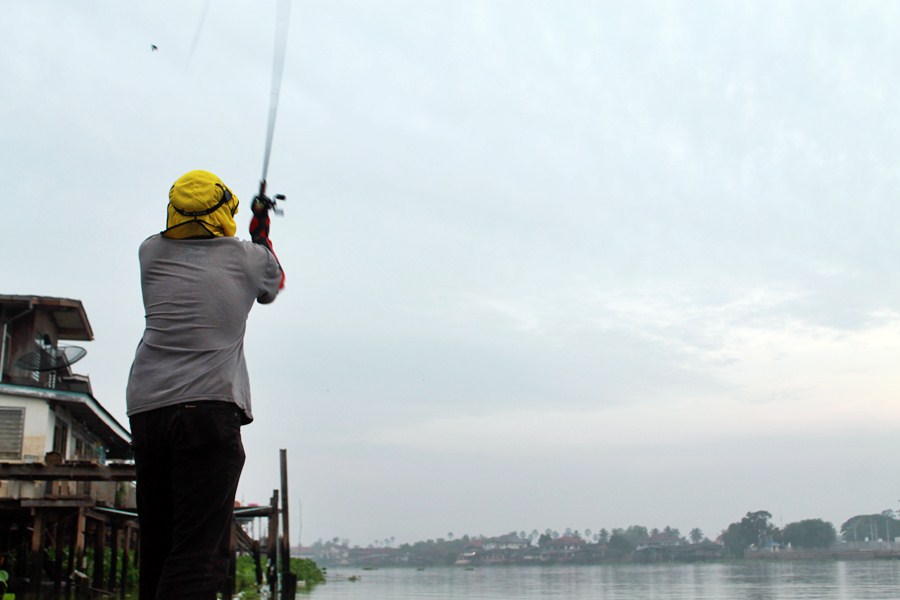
[253,180,286,216]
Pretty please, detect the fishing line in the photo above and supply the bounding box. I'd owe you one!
[260,0,293,188]
[185,0,212,68]
[185,0,292,206]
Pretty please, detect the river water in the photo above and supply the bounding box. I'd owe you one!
[307,562,900,599]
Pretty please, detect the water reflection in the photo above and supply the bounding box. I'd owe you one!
[308,562,900,600]
[9,562,900,600]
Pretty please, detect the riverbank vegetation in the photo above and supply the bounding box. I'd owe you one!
[235,556,325,598]
[303,508,900,568]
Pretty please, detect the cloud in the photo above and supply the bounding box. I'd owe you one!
[362,306,900,457]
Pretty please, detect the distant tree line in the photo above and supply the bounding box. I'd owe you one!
[305,507,899,566]
[311,524,706,555]
[721,509,900,558]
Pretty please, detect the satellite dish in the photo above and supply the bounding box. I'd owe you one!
[14,345,87,371]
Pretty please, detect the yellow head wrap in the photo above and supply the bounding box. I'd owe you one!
[163,170,240,238]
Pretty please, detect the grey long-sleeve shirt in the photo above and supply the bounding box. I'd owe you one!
[125,234,282,424]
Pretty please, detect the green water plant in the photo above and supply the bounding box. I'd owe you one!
[0,569,14,600]
[291,558,325,586]
[235,555,325,598]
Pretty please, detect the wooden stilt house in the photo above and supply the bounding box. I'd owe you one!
[0,294,136,596]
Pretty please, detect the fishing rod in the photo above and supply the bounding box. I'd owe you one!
[254,0,293,215]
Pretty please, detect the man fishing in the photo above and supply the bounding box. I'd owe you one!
[126,169,284,599]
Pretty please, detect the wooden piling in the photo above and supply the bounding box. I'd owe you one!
[108,523,119,591]
[279,449,296,600]
[30,509,44,597]
[120,524,131,600]
[67,511,78,599]
[54,517,65,593]
[253,540,263,587]
[267,490,279,599]
[92,520,106,590]
[74,508,86,571]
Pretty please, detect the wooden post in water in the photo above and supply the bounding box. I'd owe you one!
[120,524,131,600]
[54,517,65,594]
[74,508,86,571]
[30,509,44,597]
[279,449,296,600]
[108,523,120,591]
[67,511,79,599]
[92,520,106,590]
[267,490,279,599]
[253,539,263,587]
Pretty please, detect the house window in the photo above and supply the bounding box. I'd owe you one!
[0,407,25,460]
[53,420,68,457]
[74,436,86,459]
[73,435,97,461]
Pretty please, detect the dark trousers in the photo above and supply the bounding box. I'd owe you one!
[130,402,245,600]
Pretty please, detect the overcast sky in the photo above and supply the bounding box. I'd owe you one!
[3,0,900,547]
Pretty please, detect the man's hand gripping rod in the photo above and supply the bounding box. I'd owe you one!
[252,180,286,216]
[249,180,286,286]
